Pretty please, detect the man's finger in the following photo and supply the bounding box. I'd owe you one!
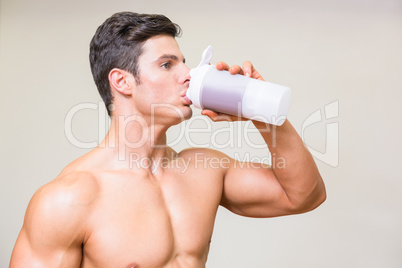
[243,61,253,77]
[229,65,244,75]
[216,62,230,71]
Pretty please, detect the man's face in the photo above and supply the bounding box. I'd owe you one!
[133,35,192,125]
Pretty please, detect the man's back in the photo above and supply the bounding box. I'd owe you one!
[10,147,226,268]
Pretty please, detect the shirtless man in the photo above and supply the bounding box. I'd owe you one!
[10,12,326,268]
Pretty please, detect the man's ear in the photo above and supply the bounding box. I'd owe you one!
[108,68,136,96]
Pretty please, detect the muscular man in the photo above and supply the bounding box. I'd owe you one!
[10,12,326,268]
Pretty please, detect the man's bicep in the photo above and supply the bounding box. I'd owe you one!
[220,159,293,218]
[10,229,35,267]
[10,227,55,267]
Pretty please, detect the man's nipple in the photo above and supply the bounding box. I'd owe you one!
[127,262,139,268]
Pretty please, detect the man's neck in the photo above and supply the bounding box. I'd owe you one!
[97,114,175,173]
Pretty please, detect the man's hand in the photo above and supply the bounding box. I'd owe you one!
[201,61,263,122]
[216,61,264,80]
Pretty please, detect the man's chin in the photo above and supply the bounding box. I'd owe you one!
[184,106,193,120]
[175,108,192,124]
[160,107,192,127]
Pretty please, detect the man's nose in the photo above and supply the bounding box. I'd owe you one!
[181,64,191,83]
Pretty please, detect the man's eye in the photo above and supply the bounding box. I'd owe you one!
[161,62,171,69]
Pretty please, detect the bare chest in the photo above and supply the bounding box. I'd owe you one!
[81,171,222,268]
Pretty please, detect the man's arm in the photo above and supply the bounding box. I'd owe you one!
[203,61,326,218]
[220,119,326,217]
[10,173,94,267]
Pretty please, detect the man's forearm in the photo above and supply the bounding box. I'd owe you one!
[253,119,326,212]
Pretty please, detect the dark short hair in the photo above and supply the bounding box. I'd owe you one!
[89,12,181,115]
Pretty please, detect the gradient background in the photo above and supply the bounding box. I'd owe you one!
[1,0,401,267]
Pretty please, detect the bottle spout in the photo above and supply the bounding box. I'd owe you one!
[196,46,214,68]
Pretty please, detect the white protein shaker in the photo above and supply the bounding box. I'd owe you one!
[186,46,291,126]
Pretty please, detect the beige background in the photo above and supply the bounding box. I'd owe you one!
[1,0,402,267]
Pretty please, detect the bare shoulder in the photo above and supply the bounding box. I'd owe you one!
[24,171,99,243]
[10,171,99,266]
[177,147,233,175]
[34,170,99,207]
[179,147,233,162]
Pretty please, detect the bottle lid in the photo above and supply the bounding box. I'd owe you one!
[186,46,214,109]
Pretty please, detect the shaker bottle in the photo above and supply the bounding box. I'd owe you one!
[186,46,291,126]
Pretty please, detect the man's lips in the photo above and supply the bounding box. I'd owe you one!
[182,95,192,105]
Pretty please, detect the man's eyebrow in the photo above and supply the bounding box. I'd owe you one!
[156,54,186,63]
